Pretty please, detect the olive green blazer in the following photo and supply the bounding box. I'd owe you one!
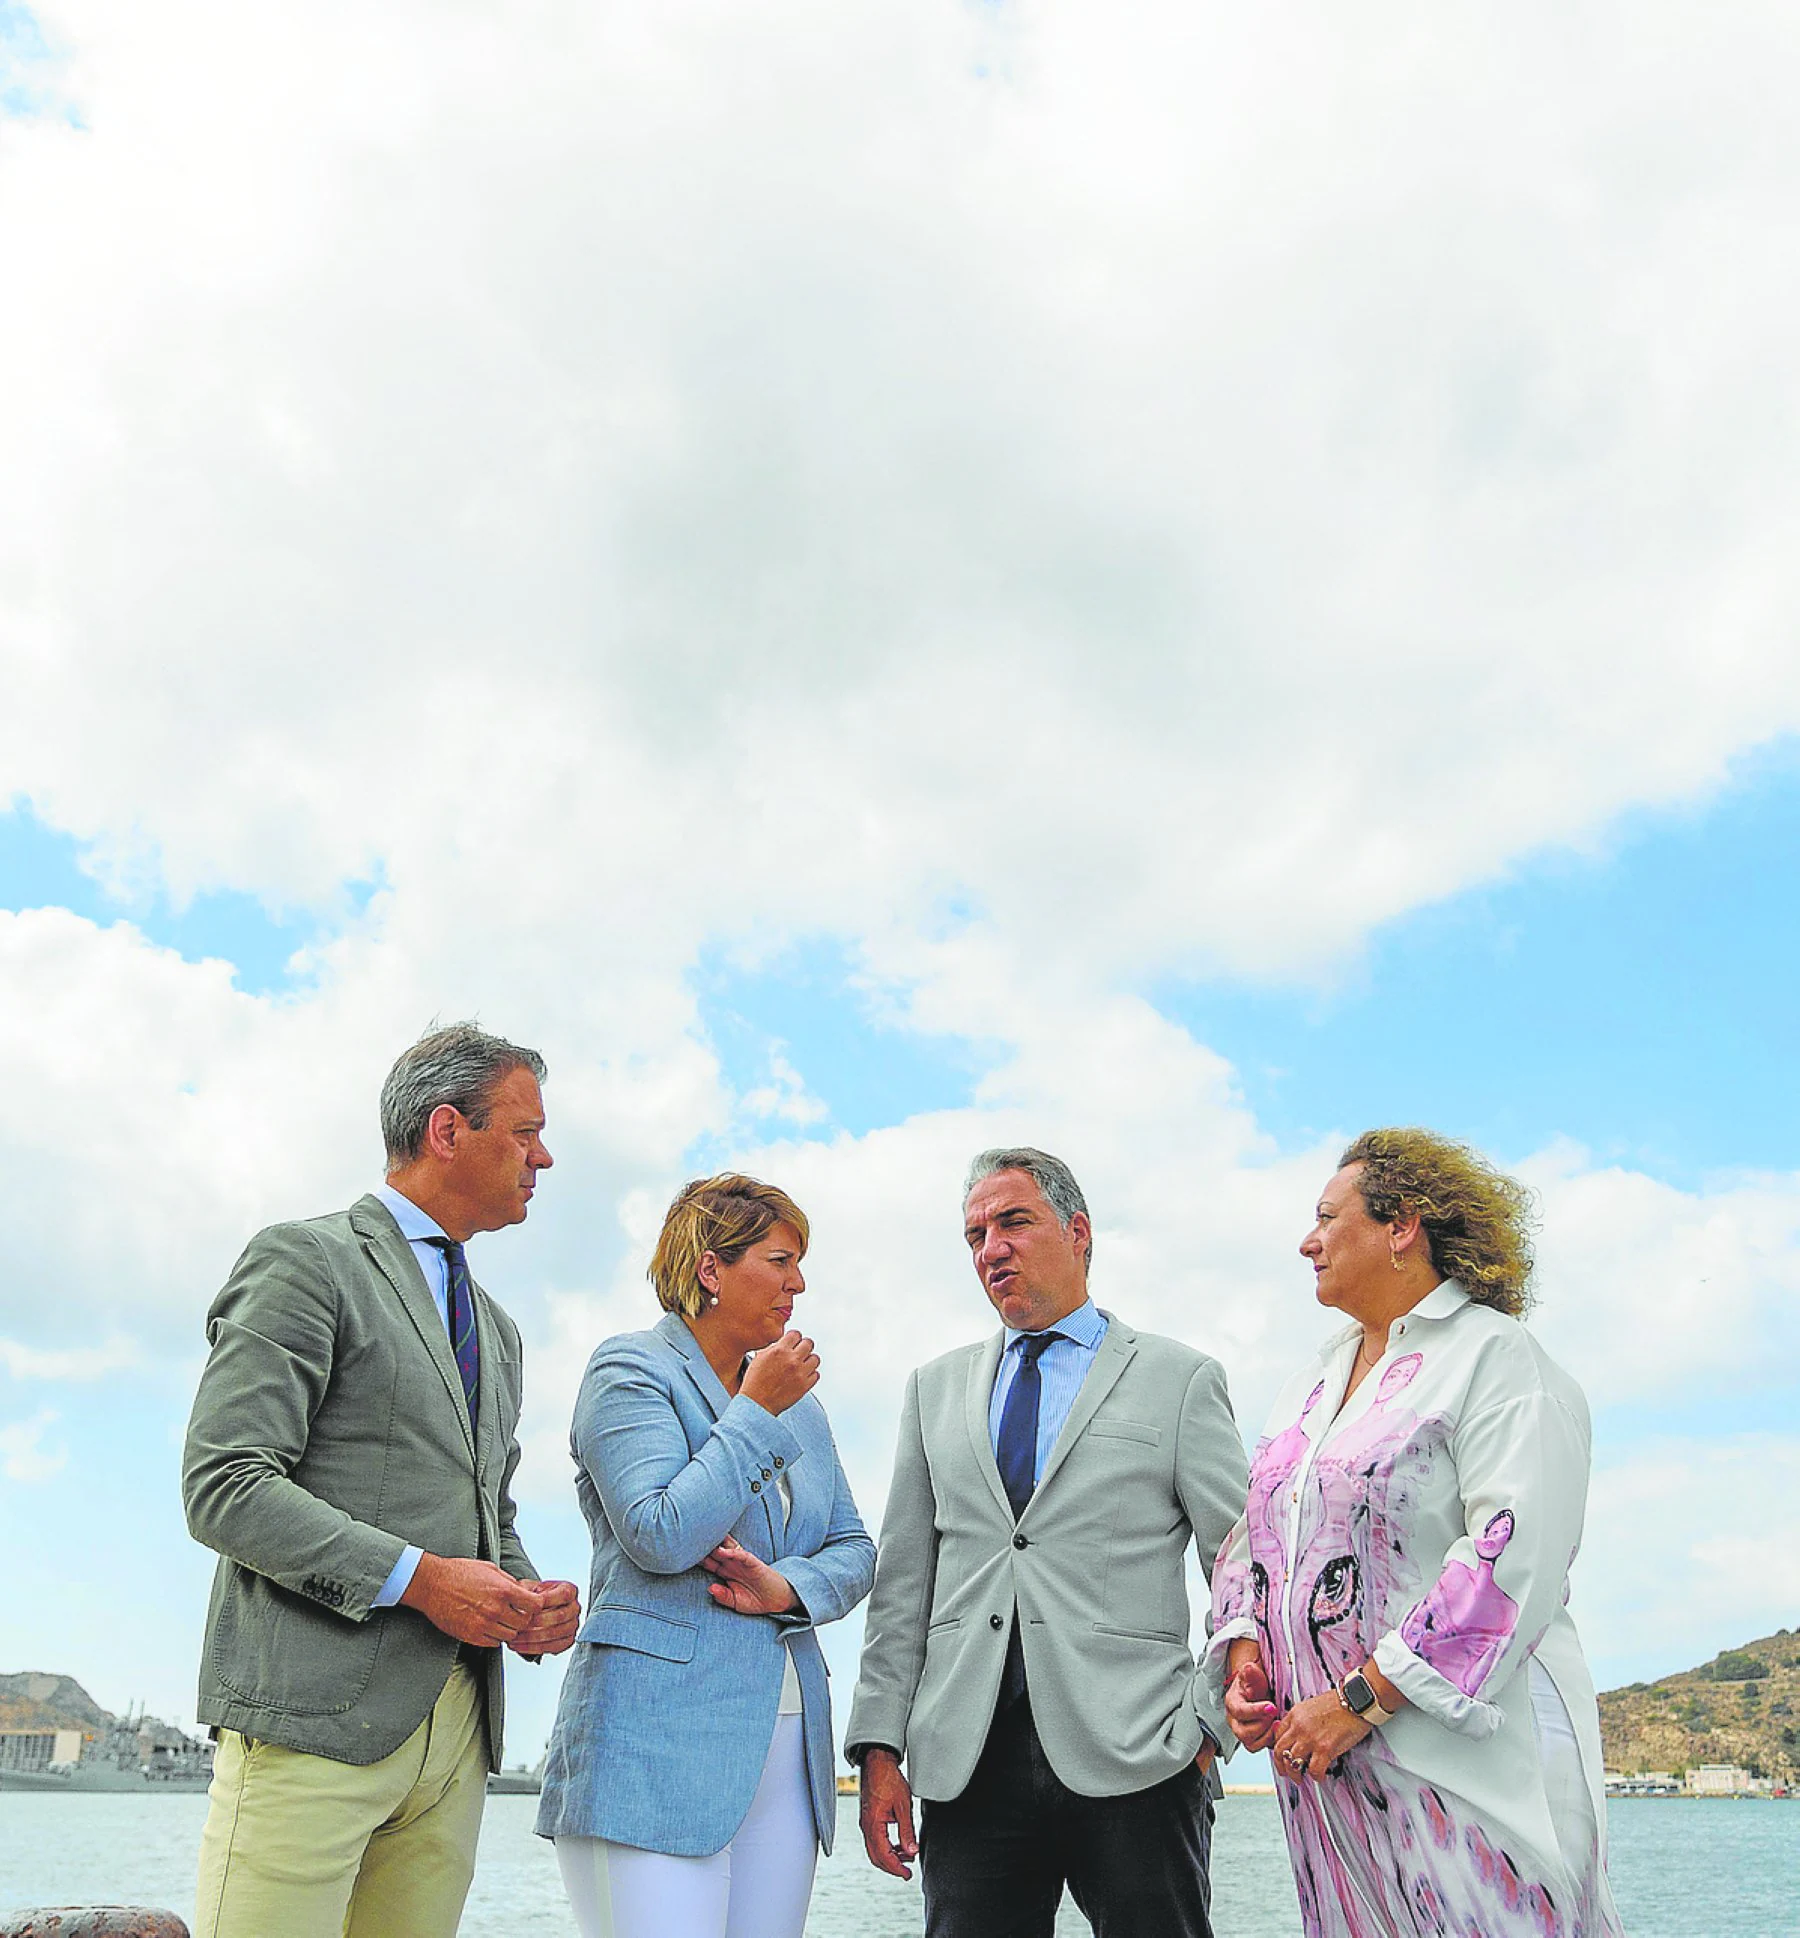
[182,1194,536,1766]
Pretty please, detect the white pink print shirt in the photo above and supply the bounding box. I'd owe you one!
[1206,1280,1612,1872]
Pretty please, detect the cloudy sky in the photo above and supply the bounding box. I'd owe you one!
[4,0,1800,1788]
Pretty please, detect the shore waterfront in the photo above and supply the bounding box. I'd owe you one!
[3,1793,1797,1936]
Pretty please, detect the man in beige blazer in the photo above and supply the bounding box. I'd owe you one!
[182,1023,581,1938]
[848,1147,1249,1938]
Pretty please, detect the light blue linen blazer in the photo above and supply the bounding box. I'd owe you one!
[536,1312,875,1855]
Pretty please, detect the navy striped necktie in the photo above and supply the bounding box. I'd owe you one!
[427,1238,481,1425]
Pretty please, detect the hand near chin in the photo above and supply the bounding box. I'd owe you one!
[740,1332,820,1414]
[701,1535,800,1616]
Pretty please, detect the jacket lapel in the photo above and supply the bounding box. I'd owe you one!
[1027,1315,1138,1507]
[352,1195,477,1470]
[654,1311,732,1422]
[964,1332,1013,1519]
[654,1313,784,1554]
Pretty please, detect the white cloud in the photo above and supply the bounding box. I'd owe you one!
[0,1408,66,1482]
[0,1336,136,1381]
[1583,1435,1800,1687]
[4,0,1800,1742]
[738,1048,830,1130]
[1524,1143,1800,1407]
[6,1,1800,982]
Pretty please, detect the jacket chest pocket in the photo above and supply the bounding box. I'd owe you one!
[1089,1421,1187,1641]
[1087,1419,1163,1458]
[484,1346,523,1433]
[1085,1418,1162,1449]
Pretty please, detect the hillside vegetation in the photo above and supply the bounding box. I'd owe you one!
[1599,1628,1800,1782]
[0,1671,110,1735]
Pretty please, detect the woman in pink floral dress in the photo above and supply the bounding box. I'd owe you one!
[1209,1129,1625,1938]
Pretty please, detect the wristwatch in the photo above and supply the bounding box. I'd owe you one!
[1337,1670,1395,1727]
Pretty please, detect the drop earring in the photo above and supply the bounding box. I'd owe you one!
[1390,1250,1404,1271]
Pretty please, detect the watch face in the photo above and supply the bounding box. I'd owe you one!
[1343,1672,1376,1713]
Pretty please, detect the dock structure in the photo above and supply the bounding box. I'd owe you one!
[1605,1764,1792,1799]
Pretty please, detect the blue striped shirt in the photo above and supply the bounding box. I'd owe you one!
[369,1182,458,1609]
[987,1297,1109,1486]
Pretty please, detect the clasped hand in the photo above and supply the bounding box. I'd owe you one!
[401,1554,582,1654]
[1270,1690,1370,1781]
[1225,1642,1369,1782]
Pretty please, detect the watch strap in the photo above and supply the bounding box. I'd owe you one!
[1338,1670,1395,1727]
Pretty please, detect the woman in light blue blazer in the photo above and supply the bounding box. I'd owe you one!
[538,1173,875,1938]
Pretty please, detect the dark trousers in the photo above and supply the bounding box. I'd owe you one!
[920,1693,1215,1938]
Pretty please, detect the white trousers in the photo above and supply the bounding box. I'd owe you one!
[555,1714,818,1938]
[1528,1657,1597,1879]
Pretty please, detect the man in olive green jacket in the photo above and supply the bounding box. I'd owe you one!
[182,1023,580,1938]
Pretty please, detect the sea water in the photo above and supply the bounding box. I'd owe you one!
[1,1795,1795,1935]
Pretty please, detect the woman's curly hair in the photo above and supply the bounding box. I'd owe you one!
[1338,1128,1538,1316]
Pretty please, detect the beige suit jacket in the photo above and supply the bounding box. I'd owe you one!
[847,1314,1248,1801]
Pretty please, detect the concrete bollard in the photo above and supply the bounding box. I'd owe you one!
[0,1914,189,1937]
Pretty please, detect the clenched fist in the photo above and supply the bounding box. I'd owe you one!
[740,1331,820,1415]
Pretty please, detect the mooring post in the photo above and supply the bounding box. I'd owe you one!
[0,1913,189,1937]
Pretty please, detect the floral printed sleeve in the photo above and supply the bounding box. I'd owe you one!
[1373,1376,1592,1740]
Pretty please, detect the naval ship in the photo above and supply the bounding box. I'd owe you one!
[0,1707,214,1793]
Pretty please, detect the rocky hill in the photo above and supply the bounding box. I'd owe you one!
[1599,1627,1800,1782]
[0,1671,110,1735]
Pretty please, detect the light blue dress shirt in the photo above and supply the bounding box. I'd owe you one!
[986,1296,1109,1485]
[369,1182,456,1608]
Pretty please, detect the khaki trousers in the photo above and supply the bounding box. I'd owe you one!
[194,1662,489,1938]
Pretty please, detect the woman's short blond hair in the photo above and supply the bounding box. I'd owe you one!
[1338,1128,1538,1316]
[648,1173,811,1319]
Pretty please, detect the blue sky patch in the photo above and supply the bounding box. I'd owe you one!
[0,803,370,996]
[0,2,77,124]
[1157,740,1800,1187]
[694,935,996,1139]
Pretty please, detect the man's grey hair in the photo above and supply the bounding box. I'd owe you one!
[963,1146,1093,1266]
[380,1023,547,1165]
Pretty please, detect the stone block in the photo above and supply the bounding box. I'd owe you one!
[0,1912,190,1937]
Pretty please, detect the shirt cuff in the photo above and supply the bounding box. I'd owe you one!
[372,1545,424,1609]
[1202,1615,1259,1683]
[1372,1630,1504,1740]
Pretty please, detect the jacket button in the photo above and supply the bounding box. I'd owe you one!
[990,1614,1004,1630]
[772,1457,784,1469]
[762,1468,773,1480]
[1013,1535,1028,1550]
[750,1481,762,1494]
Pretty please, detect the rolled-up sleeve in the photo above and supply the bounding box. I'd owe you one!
[1373,1385,1591,1740]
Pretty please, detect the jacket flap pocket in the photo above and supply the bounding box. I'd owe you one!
[576,1603,699,1662]
[1087,1418,1162,1446]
